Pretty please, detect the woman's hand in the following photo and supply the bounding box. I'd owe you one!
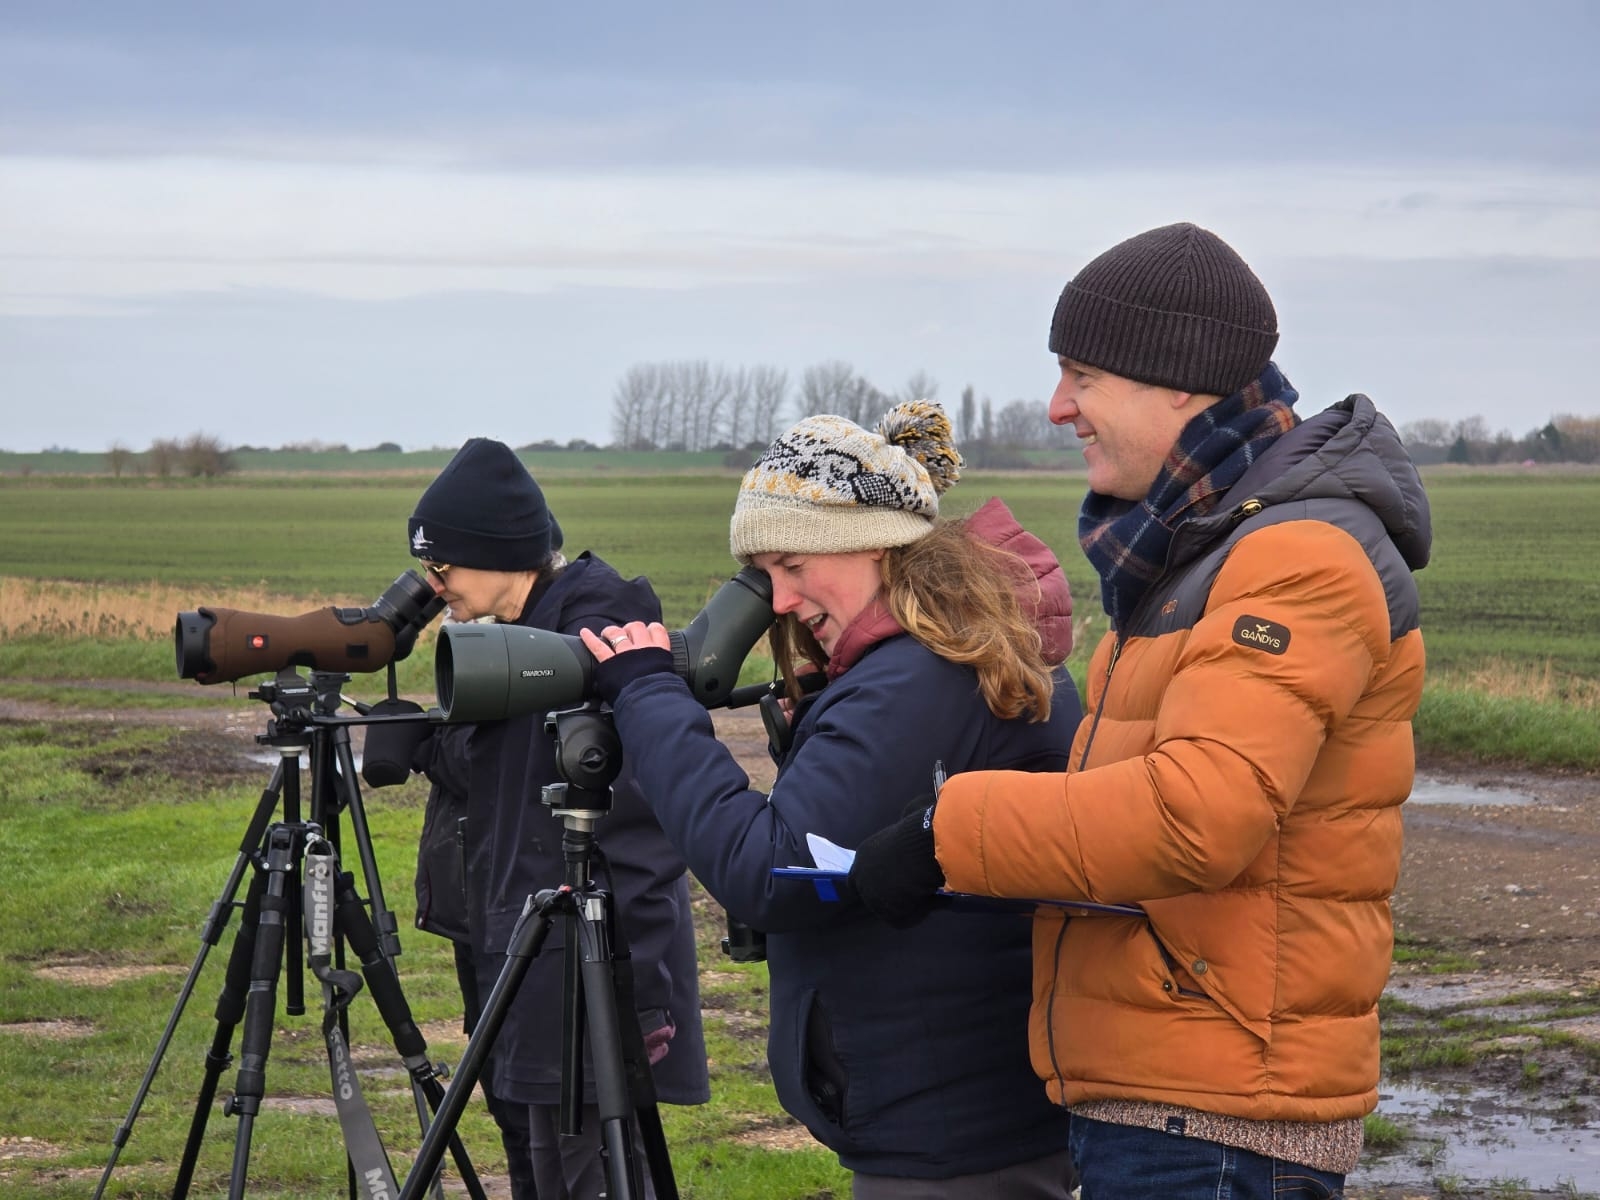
[579,620,672,661]
[579,621,675,705]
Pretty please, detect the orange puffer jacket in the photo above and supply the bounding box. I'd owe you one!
[934,395,1430,1123]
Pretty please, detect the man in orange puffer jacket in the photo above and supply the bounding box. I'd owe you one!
[851,222,1430,1200]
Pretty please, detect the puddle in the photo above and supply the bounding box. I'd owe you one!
[1383,972,1580,1012]
[1351,1081,1600,1190]
[1407,774,1536,807]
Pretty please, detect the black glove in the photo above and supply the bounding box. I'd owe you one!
[847,794,946,929]
[591,645,675,706]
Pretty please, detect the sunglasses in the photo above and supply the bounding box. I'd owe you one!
[420,560,453,580]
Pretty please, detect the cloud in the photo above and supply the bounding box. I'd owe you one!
[5,155,1596,320]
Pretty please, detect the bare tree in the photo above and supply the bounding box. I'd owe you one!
[993,399,1047,447]
[723,366,752,451]
[959,385,976,445]
[1451,416,1491,446]
[840,376,887,426]
[899,370,939,405]
[644,365,674,451]
[105,442,135,478]
[748,365,789,447]
[1553,413,1600,463]
[147,438,180,478]
[672,359,730,452]
[797,361,860,420]
[702,363,732,451]
[181,433,235,477]
[611,364,658,449]
[1399,418,1451,450]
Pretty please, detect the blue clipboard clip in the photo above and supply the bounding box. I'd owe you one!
[772,866,849,902]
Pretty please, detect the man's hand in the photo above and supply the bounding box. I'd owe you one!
[847,796,946,929]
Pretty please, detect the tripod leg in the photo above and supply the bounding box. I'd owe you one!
[397,892,558,1200]
[91,764,284,1200]
[332,871,487,1200]
[224,824,300,1200]
[570,895,646,1200]
[572,894,681,1200]
[601,896,677,1200]
[328,728,405,960]
[171,863,268,1199]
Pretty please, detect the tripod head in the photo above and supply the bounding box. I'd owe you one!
[250,668,351,740]
[541,704,623,834]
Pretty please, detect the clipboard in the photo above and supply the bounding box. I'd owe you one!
[771,866,1145,917]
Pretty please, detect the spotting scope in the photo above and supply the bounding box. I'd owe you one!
[175,570,445,685]
[435,566,774,722]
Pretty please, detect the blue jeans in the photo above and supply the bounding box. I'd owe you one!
[1070,1115,1346,1200]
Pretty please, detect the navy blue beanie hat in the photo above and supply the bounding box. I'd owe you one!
[408,438,562,571]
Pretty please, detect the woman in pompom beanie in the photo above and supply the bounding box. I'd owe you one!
[580,401,1083,1196]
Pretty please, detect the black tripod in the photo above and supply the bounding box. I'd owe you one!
[92,667,486,1200]
[399,704,678,1200]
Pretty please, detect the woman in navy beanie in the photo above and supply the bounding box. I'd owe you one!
[405,437,708,1200]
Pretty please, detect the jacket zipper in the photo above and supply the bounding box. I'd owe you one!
[1075,635,1123,770]
[1045,634,1122,1096]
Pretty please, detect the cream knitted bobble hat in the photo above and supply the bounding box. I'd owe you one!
[729,399,963,562]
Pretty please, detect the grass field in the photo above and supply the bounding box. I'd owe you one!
[2,464,1599,755]
[0,464,1596,1197]
[0,718,847,1199]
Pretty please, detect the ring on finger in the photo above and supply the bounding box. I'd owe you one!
[606,633,631,648]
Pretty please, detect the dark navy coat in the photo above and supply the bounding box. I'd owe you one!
[611,633,1081,1178]
[460,553,709,1107]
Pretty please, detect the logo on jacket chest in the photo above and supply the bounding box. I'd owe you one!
[1232,615,1291,655]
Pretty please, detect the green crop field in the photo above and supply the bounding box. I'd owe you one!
[0,464,1596,1198]
[3,464,1599,767]
[3,464,1597,675]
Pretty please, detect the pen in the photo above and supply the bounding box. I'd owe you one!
[932,759,946,796]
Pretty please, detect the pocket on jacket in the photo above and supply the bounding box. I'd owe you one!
[774,988,852,1147]
[1146,926,1217,1001]
[804,991,848,1125]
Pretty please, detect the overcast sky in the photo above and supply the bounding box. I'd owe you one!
[3,1,1597,453]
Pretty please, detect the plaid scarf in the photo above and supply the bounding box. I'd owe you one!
[1079,363,1300,631]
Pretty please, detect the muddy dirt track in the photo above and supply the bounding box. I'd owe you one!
[4,687,1598,1197]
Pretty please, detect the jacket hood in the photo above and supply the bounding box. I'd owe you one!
[1172,394,1431,573]
[826,497,1075,677]
[964,497,1076,663]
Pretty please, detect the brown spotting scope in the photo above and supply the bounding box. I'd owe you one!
[175,570,445,685]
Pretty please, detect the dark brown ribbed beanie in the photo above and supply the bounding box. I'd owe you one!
[1048,223,1278,397]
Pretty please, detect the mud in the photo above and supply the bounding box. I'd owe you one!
[3,688,1597,1198]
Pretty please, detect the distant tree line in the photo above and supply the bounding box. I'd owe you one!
[43,401,1598,479]
[1398,414,1600,465]
[96,437,414,478]
[609,359,1077,466]
[104,434,235,478]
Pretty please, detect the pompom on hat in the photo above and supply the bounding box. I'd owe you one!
[408,437,562,571]
[729,400,962,562]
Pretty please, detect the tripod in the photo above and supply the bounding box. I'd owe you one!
[399,704,678,1200]
[92,667,486,1200]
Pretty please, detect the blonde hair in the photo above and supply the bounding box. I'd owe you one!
[768,520,1055,722]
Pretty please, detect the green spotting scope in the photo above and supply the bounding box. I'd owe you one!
[434,565,775,721]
